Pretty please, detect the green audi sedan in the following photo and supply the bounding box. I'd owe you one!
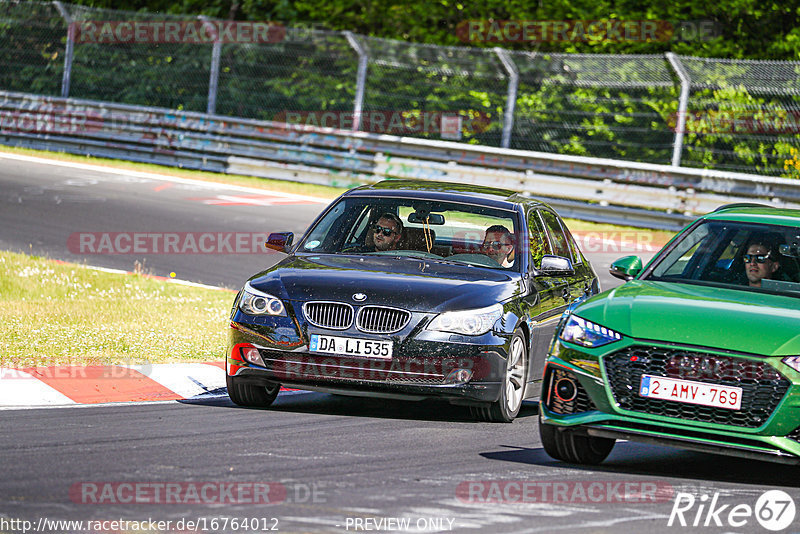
[539,204,800,465]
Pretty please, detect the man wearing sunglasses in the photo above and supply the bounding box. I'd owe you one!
[368,213,404,252]
[744,236,781,288]
[481,225,515,267]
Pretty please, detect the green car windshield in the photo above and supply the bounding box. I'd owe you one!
[644,220,800,297]
[297,196,520,270]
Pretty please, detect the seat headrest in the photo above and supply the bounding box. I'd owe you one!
[403,227,436,251]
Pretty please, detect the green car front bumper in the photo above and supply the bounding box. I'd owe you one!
[540,338,800,465]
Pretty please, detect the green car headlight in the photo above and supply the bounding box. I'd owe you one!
[782,356,800,373]
[559,315,622,348]
[428,304,503,336]
[238,282,286,316]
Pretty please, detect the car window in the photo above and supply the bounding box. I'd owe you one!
[540,210,571,259]
[527,209,552,269]
[297,196,520,270]
[645,220,800,297]
[563,226,583,265]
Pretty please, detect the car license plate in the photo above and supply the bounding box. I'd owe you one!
[639,374,742,410]
[309,334,392,359]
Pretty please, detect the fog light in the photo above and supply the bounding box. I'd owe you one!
[444,368,473,385]
[554,377,577,402]
[241,346,265,366]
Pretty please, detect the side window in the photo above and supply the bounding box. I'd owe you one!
[527,208,552,269]
[540,210,571,259]
[563,226,583,265]
[343,205,374,248]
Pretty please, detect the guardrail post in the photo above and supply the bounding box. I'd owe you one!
[53,1,74,98]
[344,31,368,132]
[666,52,691,167]
[494,48,518,149]
[199,16,221,115]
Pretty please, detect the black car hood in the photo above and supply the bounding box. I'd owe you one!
[248,254,521,312]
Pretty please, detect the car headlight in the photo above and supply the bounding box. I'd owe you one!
[559,315,622,348]
[428,304,503,336]
[783,356,800,373]
[238,282,286,316]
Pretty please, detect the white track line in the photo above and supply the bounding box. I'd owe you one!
[0,151,330,203]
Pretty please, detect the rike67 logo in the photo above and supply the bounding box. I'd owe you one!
[669,490,796,531]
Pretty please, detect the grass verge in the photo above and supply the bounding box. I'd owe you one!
[0,250,232,368]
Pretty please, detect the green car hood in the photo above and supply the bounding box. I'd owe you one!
[577,281,800,356]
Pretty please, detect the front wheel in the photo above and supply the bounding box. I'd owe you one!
[226,374,280,408]
[471,329,527,423]
[539,414,615,464]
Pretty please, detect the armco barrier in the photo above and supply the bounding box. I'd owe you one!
[2,90,799,231]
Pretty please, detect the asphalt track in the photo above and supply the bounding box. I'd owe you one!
[1,153,799,534]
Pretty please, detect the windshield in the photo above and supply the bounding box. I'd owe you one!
[643,220,800,297]
[297,196,520,270]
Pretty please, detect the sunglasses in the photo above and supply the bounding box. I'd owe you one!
[483,241,510,250]
[743,253,772,264]
[373,224,397,237]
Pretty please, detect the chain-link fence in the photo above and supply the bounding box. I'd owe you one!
[1,1,799,177]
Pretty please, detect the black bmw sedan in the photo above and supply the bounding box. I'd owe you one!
[226,180,598,422]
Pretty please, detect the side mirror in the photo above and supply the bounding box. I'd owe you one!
[265,232,294,253]
[538,255,574,276]
[610,255,643,281]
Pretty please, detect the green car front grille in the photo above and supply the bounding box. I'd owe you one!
[604,346,790,428]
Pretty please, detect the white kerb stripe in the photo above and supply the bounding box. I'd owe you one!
[121,363,226,399]
[0,368,76,406]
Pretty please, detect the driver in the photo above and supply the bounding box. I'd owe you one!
[368,213,404,252]
[481,225,515,267]
[743,236,781,288]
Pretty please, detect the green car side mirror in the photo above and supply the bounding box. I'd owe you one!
[609,255,643,281]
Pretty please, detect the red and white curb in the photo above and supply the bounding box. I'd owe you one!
[0,362,227,408]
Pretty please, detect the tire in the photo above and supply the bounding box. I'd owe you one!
[471,329,527,423]
[538,413,615,465]
[226,374,280,408]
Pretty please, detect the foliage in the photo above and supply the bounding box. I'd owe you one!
[67,0,800,60]
[0,1,797,177]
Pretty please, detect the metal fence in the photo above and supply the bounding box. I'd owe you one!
[1,1,799,177]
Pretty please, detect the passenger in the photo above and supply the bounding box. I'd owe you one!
[368,213,404,252]
[482,225,515,267]
[743,236,781,288]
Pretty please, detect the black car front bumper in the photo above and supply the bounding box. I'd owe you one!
[227,321,512,405]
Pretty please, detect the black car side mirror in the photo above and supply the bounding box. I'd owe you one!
[538,255,574,276]
[265,232,294,253]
